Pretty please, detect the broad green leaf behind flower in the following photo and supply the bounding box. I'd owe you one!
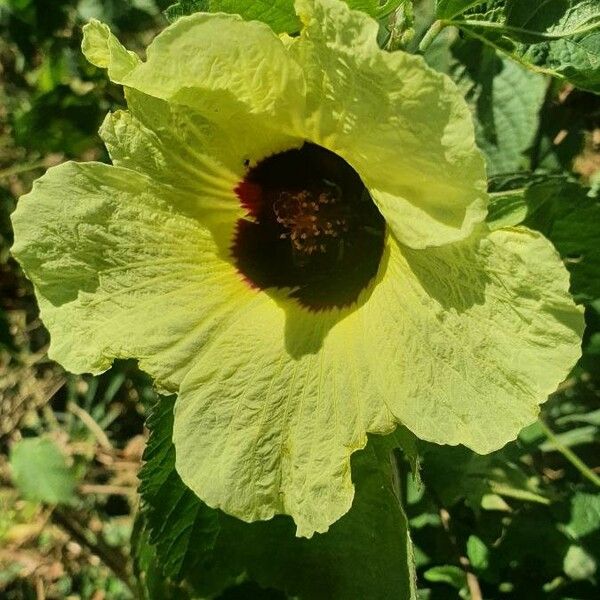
[209,0,300,33]
[139,396,220,581]
[436,1,485,19]
[164,0,209,23]
[446,38,548,177]
[439,0,600,93]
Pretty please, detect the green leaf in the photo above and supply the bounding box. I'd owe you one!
[485,172,551,228]
[138,397,417,600]
[486,177,599,302]
[436,0,485,19]
[165,0,406,32]
[487,189,529,228]
[563,544,597,581]
[9,437,76,504]
[139,397,220,581]
[562,492,600,580]
[448,38,547,176]
[164,0,207,22]
[131,515,190,600]
[443,0,600,93]
[524,179,600,302]
[423,565,466,589]
[164,0,297,30]
[422,444,549,509]
[467,535,490,571]
[210,0,299,33]
[565,491,600,540]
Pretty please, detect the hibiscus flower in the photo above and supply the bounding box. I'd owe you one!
[11,0,583,537]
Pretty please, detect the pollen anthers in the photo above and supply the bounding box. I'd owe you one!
[273,187,350,255]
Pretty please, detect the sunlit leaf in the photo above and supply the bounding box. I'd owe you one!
[441,0,600,93]
[436,0,485,20]
[9,437,76,504]
[486,177,600,302]
[448,38,547,176]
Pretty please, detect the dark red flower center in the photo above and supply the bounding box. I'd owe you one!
[232,143,385,310]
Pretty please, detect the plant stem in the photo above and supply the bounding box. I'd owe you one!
[0,160,47,179]
[390,448,409,509]
[67,401,113,451]
[539,419,600,488]
[443,18,600,40]
[419,20,445,52]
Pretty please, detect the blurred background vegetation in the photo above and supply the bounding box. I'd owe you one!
[0,0,599,598]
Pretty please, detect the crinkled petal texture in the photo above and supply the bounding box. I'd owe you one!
[83,0,487,250]
[11,162,243,391]
[290,0,488,249]
[82,14,305,167]
[11,0,584,537]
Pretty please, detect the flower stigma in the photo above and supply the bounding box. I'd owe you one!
[233,143,386,310]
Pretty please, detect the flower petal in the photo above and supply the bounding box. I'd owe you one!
[83,14,305,127]
[84,17,305,178]
[172,225,583,535]
[173,296,396,538]
[100,91,301,199]
[11,161,244,390]
[363,228,584,453]
[81,20,140,81]
[290,0,488,249]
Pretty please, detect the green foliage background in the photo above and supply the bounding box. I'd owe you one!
[0,0,599,598]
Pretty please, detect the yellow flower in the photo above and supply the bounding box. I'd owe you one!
[11,0,583,537]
